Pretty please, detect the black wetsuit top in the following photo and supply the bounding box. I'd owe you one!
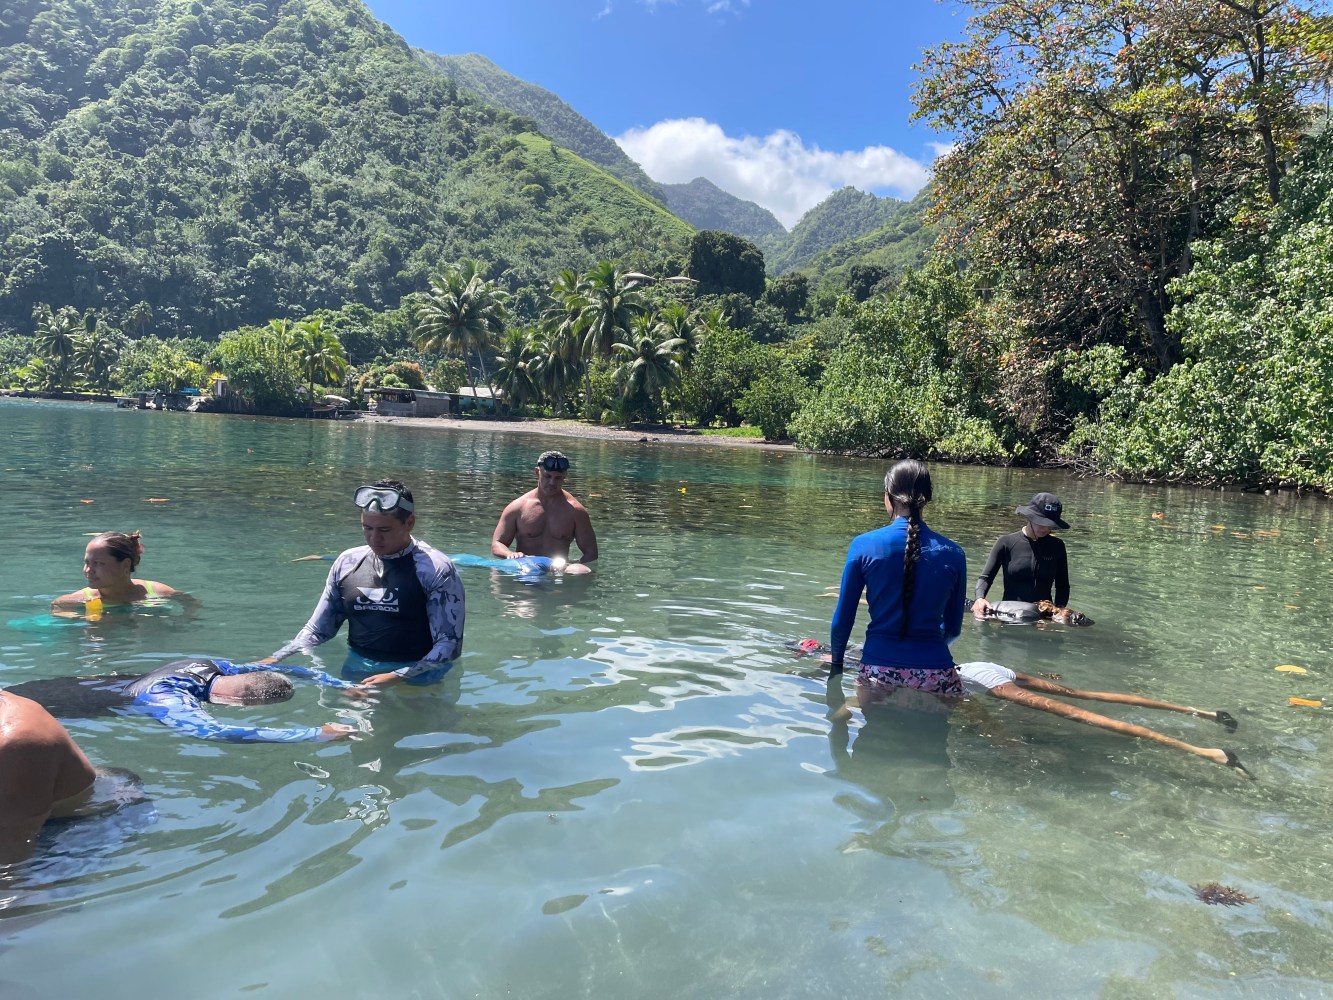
[974,529,1069,606]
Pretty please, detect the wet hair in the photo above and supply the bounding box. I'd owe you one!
[536,450,570,472]
[222,672,295,704]
[90,531,144,570]
[883,460,933,638]
[371,478,414,523]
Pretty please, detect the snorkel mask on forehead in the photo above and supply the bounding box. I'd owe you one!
[538,453,570,473]
[353,485,415,514]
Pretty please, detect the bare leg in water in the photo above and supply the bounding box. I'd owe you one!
[985,672,1249,776]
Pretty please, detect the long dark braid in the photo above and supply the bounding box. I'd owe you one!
[884,460,933,638]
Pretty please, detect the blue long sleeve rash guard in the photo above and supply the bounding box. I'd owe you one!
[830,517,967,669]
[126,659,356,742]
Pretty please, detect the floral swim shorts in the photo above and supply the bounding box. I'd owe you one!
[856,663,965,698]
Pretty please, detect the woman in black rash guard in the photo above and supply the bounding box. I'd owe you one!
[971,491,1071,618]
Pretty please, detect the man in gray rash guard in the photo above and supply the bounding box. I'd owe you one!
[261,479,465,689]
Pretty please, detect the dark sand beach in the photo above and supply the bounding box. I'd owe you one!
[358,412,796,451]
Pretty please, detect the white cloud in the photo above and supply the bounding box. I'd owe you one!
[615,117,931,228]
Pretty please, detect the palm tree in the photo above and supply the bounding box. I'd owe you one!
[491,330,539,412]
[576,261,644,411]
[654,302,704,366]
[129,300,153,338]
[613,314,686,424]
[540,268,590,408]
[74,321,123,396]
[32,304,80,388]
[413,259,509,396]
[292,319,349,403]
[526,326,582,416]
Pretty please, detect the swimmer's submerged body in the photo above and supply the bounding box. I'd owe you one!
[51,531,195,618]
[793,641,1248,776]
[491,451,597,575]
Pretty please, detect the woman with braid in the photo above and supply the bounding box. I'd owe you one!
[828,460,968,707]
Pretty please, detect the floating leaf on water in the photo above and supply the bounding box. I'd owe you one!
[542,894,588,915]
[1275,665,1308,673]
[145,497,170,502]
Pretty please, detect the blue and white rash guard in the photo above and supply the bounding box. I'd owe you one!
[126,658,356,742]
[271,538,465,679]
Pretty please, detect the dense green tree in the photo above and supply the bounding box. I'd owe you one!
[211,326,302,413]
[1068,126,1333,487]
[764,272,809,323]
[913,0,1324,369]
[687,231,766,299]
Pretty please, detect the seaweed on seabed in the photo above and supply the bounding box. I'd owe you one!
[1192,882,1257,906]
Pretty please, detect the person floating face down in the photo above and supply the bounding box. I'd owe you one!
[972,491,1072,620]
[261,480,466,688]
[51,530,197,618]
[491,451,598,575]
[4,659,358,745]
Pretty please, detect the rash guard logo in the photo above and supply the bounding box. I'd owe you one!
[354,587,400,613]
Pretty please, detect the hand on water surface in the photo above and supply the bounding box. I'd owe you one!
[318,723,358,741]
[340,684,380,704]
[359,672,402,688]
[253,656,279,665]
[971,598,992,619]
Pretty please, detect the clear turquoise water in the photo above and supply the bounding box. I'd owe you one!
[2,397,1331,999]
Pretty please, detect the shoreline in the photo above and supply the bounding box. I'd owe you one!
[356,412,798,451]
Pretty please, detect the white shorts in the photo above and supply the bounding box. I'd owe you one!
[957,661,1017,692]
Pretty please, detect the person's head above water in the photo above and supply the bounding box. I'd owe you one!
[536,450,569,473]
[207,671,295,706]
[84,531,144,588]
[534,451,570,496]
[353,478,416,556]
[883,459,934,638]
[884,459,932,515]
[1016,491,1070,536]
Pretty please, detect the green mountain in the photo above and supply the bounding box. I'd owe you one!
[769,186,926,275]
[660,177,787,246]
[795,186,938,287]
[0,0,692,339]
[415,51,667,203]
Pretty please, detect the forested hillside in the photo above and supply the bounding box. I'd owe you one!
[795,186,936,288]
[0,0,692,339]
[415,50,667,203]
[660,177,787,247]
[767,187,921,275]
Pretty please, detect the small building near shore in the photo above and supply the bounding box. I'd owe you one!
[365,387,457,417]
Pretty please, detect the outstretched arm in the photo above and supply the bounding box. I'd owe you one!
[972,537,1006,616]
[131,689,343,742]
[270,563,347,660]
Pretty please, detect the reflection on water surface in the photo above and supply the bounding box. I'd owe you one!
[2,399,1331,999]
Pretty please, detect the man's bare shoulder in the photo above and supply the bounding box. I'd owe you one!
[562,490,591,514]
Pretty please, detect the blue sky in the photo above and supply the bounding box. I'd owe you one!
[361,0,967,227]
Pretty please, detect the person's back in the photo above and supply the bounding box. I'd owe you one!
[844,520,966,666]
[0,691,98,861]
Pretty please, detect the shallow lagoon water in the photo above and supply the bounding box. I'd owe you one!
[1,397,1331,999]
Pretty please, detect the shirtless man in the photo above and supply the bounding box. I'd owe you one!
[0,690,99,861]
[491,451,598,575]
